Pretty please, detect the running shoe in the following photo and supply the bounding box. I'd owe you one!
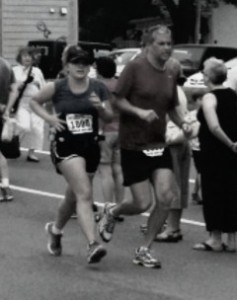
[155,229,183,242]
[98,202,117,242]
[87,241,107,264]
[94,212,102,222]
[0,186,14,202]
[45,222,63,256]
[133,247,161,268]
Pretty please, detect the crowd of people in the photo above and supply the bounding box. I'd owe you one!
[0,24,237,268]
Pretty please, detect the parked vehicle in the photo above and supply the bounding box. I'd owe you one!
[108,45,237,79]
[28,39,113,79]
[173,44,237,77]
[107,48,141,77]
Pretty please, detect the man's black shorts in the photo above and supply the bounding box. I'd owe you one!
[121,147,173,186]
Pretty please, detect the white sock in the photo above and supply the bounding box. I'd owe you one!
[1,178,9,188]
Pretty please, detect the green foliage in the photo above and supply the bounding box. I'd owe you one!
[79,0,237,43]
[79,0,163,42]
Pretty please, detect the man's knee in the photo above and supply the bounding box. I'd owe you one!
[158,189,176,210]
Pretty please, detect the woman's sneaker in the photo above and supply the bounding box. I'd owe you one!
[45,222,63,256]
[87,241,107,264]
[133,247,161,268]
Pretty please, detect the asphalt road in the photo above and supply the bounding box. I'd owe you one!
[1,148,237,300]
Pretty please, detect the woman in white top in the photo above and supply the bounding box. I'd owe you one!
[5,47,45,162]
[155,86,191,242]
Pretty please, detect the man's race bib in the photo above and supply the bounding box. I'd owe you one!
[66,114,93,134]
[143,148,164,157]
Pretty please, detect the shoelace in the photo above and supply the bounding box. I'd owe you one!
[142,249,156,262]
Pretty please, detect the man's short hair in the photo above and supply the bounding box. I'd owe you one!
[142,25,171,46]
[203,57,227,84]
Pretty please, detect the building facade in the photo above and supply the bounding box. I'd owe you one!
[0,0,78,64]
[211,2,237,47]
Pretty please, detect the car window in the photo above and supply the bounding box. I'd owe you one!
[225,57,237,69]
[202,48,237,66]
[94,49,111,58]
[173,48,204,69]
[109,51,139,65]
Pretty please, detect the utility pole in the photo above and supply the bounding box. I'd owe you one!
[194,0,202,43]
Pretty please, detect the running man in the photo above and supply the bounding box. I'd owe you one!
[99,25,191,268]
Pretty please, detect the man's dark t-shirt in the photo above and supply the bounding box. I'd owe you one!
[114,55,180,151]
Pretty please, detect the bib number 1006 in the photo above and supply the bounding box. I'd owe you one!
[66,114,93,134]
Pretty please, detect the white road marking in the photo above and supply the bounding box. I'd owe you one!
[21,147,50,155]
[11,184,64,199]
[10,184,205,227]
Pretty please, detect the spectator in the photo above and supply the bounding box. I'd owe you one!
[155,85,191,242]
[5,47,45,162]
[193,57,237,252]
[188,90,204,205]
[0,57,18,201]
[96,56,125,220]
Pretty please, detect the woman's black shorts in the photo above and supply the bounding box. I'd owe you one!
[51,137,100,174]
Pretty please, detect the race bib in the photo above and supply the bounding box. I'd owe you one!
[143,148,164,157]
[66,114,93,134]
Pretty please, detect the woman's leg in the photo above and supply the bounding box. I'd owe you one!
[16,107,31,140]
[99,163,115,203]
[27,111,44,160]
[0,151,13,201]
[46,156,106,262]
[58,157,97,244]
[112,157,125,205]
[55,186,76,229]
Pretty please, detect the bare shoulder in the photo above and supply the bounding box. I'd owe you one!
[202,92,217,108]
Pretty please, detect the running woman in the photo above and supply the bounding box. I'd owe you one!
[30,46,113,264]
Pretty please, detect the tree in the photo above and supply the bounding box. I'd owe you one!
[79,0,237,44]
[79,0,163,42]
[159,0,237,43]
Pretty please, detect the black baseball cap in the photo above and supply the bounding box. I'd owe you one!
[66,46,91,65]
